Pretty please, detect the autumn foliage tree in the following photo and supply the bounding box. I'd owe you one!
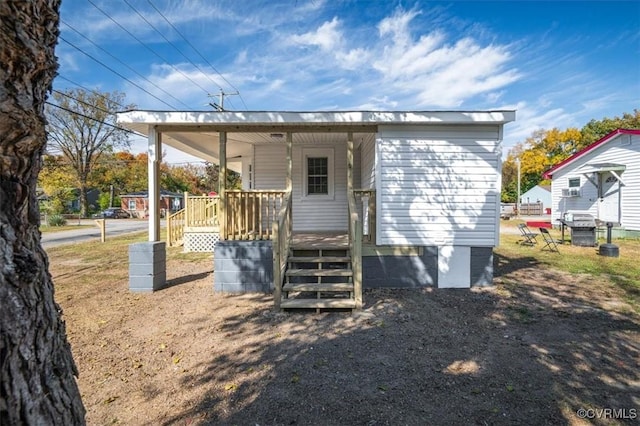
[45,88,132,216]
[502,110,640,202]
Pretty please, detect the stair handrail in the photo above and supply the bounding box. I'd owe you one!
[347,189,363,309]
[167,208,185,247]
[272,190,292,310]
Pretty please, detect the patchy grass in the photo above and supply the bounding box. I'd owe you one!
[497,229,640,310]
[40,224,94,233]
[47,231,211,271]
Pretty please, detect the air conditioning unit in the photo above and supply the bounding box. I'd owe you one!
[562,188,580,197]
[569,188,580,197]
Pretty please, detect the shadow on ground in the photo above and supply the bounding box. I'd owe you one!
[164,270,213,289]
[157,255,639,425]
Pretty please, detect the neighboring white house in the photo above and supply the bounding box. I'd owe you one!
[543,129,640,236]
[520,184,551,213]
[117,110,515,300]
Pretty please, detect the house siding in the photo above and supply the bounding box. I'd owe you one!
[376,125,502,247]
[550,133,640,231]
[254,141,349,231]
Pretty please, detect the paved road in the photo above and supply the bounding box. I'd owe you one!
[41,219,151,248]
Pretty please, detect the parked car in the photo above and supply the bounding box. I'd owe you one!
[94,208,130,219]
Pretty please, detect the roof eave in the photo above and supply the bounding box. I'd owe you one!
[543,129,640,179]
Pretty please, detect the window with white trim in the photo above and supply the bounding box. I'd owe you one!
[568,177,580,188]
[128,199,136,210]
[302,147,334,199]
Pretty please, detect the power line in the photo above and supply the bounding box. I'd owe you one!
[146,0,249,110]
[59,36,181,111]
[122,0,227,98]
[53,89,117,117]
[55,75,127,109]
[60,19,193,110]
[87,0,212,100]
[45,101,145,138]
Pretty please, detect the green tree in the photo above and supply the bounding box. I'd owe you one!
[38,154,76,213]
[581,109,640,146]
[45,88,133,216]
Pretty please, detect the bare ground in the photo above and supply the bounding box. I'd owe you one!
[52,250,640,425]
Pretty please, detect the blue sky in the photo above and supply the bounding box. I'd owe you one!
[55,0,640,163]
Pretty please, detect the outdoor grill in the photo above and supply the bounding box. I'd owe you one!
[562,213,597,247]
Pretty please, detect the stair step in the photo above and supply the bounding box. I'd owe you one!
[283,282,354,292]
[290,244,349,251]
[288,256,351,263]
[286,268,353,277]
[280,298,357,309]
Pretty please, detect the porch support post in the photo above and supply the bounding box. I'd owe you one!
[286,132,293,192]
[129,125,166,292]
[148,126,161,242]
[219,131,227,240]
[347,132,354,192]
[286,132,293,235]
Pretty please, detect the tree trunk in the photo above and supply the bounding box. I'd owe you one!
[0,1,86,424]
[79,184,88,217]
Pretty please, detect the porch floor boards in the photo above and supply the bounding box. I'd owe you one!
[291,232,348,249]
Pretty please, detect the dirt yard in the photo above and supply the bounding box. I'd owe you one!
[51,239,640,425]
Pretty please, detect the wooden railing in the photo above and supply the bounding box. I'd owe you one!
[347,189,363,310]
[354,189,375,242]
[185,194,219,228]
[167,208,185,247]
[272,191,293,310]
[225,190,287,240]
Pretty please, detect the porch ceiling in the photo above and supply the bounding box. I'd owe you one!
[117,109,516,164]
[146,130,376,166]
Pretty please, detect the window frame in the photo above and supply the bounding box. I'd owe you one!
[127,199,136,211]
[301,147,334,200]
[568,177,581,188]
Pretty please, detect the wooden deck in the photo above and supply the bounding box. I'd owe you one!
[291,232,349,249]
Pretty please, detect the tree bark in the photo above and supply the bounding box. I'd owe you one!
[0,1,86,424]
[79,183,88,217]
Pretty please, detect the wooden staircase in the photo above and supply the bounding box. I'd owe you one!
[280,242,357,311]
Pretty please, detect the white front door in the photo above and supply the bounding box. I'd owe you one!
[598,172,621,223]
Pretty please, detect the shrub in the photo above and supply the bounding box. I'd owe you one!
[47,214,67,227]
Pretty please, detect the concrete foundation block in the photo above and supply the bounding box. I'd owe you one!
[213,240,273,293]
[129,241,166,292]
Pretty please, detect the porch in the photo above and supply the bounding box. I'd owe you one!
[167,188,376,311]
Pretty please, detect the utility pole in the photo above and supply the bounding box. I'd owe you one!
[208,88,239,111]
[516,158,521,217]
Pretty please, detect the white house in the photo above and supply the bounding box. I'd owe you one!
[117,110,515,309]
[520,184,551,213]
[543,129,640,236]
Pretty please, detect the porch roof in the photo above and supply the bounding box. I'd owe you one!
[116,110,516,163]
[578,162,626,175]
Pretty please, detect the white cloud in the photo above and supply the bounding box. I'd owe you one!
[289,17,342,51]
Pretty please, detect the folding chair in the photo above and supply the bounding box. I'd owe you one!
[517,223,538,246]
[539,227,559,252]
